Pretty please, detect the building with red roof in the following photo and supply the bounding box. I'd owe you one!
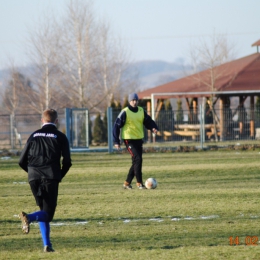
[138,40,260,141]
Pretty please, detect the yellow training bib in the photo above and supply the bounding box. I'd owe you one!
[121,107,144,139]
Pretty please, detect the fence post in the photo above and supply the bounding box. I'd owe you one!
[200,102,205,148]
[107,107,113,153]
[65,108,71,147]
[85,109,89,148]
[10,114,14,149]
[151,94,156,143]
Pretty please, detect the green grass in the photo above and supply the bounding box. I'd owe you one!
[1,150,260,259]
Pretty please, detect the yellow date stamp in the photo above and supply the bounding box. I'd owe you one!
[229,236,259,246]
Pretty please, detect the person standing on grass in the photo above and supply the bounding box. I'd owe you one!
[18,108,72,253]
[113,93,158,189]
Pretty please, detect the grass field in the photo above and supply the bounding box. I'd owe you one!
[1,149,260,259]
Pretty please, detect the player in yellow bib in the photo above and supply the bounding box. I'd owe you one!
[113,93,158,189]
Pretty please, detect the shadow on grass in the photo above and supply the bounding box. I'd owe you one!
[160,245,183,249]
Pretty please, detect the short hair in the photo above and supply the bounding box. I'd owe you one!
[42,109,58,123]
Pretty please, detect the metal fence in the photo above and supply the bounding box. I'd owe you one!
[112,105,260,144]
[147,106,260,143]
[1,106,260,150]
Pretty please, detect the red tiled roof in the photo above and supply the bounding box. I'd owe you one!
[138,53,260,99]
[252,40,260,46]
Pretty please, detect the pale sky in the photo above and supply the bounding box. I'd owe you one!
[0,0,260,69]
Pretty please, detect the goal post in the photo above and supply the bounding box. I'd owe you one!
[65,108,89,149]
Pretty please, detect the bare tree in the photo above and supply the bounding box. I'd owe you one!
[189,33,236,141]
[26,13,67,113]
[0,67,35,147]
[1,67,33,115]
[23,0,138,113]
[56,0,137,111]
[56,0,99,109]
[93,21,134,110]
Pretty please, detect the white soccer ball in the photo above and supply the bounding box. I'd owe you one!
[145,178,157,189]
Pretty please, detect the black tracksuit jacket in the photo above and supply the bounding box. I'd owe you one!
[19,124,72,182]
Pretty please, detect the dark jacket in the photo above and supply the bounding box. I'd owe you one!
[113,105,158,145]
[19,124,72,182]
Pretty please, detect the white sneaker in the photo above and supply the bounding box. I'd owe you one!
[123,184,133,189]
[137,184,146,189]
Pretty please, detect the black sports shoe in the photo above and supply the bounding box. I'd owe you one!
[44,245,55,252]
[19,212,30,234]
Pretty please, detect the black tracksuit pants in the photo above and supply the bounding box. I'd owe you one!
[29,179,59,222]
[124,139,143,184]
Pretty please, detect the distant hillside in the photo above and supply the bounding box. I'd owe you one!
[0,68,9,81]
[0,65,34,84]
[0,61,254,111]
[0,60,192,92]
[130,60,192,91]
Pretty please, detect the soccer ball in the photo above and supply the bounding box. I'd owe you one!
[145,178,157,189]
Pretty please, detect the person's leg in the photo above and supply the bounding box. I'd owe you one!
[29,179,59,219]
[39,221,51,247]
[40,180,59,251]
[26,180,49,220]
[21,179,58,251]
[27,211,49,222]
[124,140,136,185]
[132,140,143,185]
[39,221,54,252]
[19,180,45,234]
[124,140,143,185]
